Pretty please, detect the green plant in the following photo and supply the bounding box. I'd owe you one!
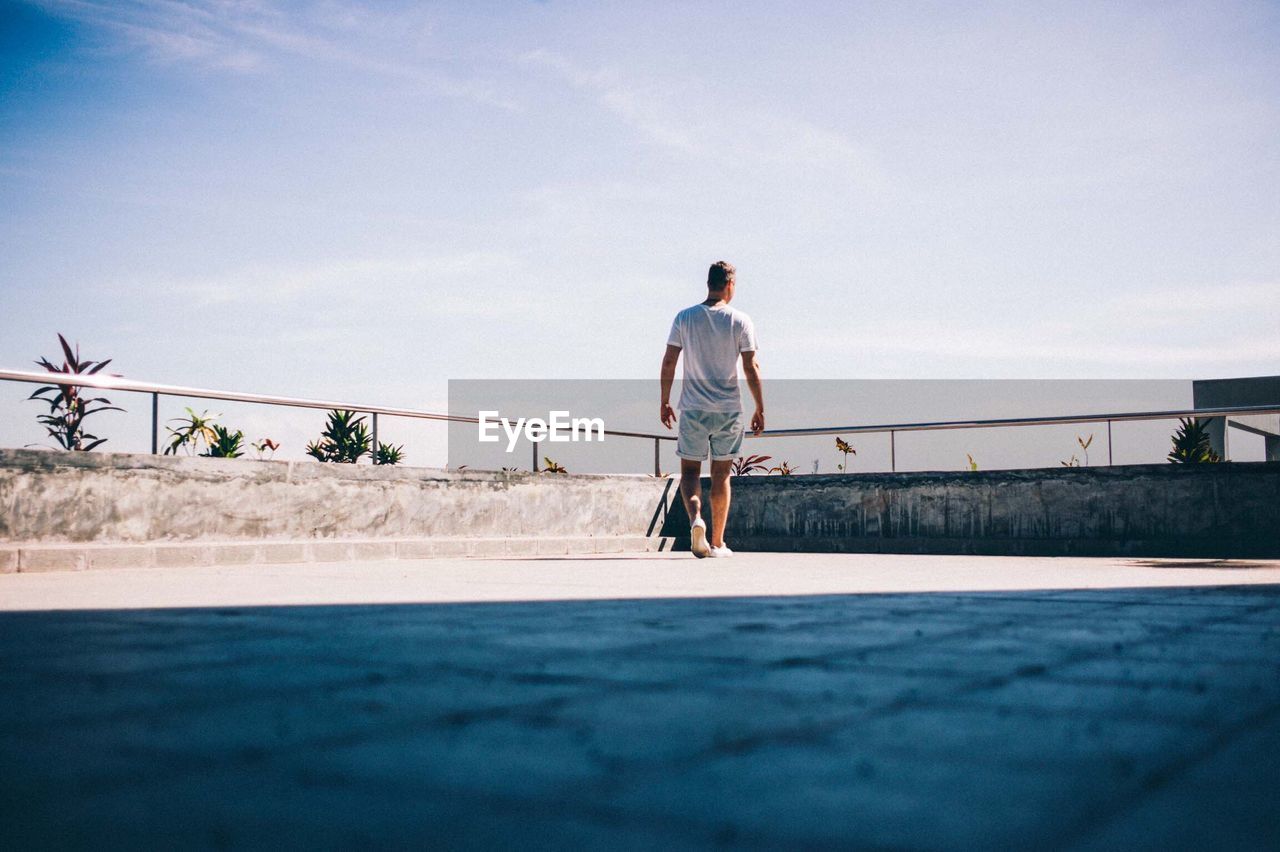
[204,425,244,458]
[1077,434,1093,466]
[373,442,404,465]
[1168,417,1221,464]
[731,454,772,476]
[251,438,280,460]
[769,460,795,475]
[27,334,123,451]
[966,453,978,471]
[542,457,567,474]
[306,410,371,463]
[836,437,856,472]
[165,408,220,456]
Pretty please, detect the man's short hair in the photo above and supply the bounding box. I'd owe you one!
[707,261,735,291]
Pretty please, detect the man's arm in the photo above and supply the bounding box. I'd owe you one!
[742,350,765,436]
[660,344,681,429]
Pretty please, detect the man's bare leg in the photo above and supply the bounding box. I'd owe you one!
[709,459,733,548]
[679,459,712,557]
[679,459,704,523]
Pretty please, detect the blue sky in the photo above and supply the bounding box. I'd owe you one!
[1,1,1278,461]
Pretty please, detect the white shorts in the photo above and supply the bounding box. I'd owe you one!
[676,410,744,461]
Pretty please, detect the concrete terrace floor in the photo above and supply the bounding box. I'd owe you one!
[1,553,1278,850]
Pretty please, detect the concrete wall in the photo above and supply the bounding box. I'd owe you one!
[5,450,1276,562]
[0,449,674,545]
[664,463,1280,557]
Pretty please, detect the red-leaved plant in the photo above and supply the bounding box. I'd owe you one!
[28,334,123,451]
[731,454,773,476]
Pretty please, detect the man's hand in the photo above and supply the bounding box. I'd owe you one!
[741,351,765,437]
[660,345,681,431]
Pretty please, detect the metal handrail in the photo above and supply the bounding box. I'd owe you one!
[751,403,1280,470]
[0,368,674,474]
[2,368,470,422]
[4,367,1276,473]
[754,404,1280,438]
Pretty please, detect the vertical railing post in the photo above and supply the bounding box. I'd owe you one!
[890,430,896,472]
[150,393,159,454]
[1107,419,1113,466]
[654,437,661,476]
[371,412,379,463]
[532,439,538,473]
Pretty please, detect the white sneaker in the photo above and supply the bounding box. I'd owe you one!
[708,543,734,558]
[690,518,711,558]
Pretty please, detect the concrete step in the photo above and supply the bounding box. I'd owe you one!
[0,536,675,574]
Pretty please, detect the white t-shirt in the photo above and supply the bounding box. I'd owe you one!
[666,303,759,413]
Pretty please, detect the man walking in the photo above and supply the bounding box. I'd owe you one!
[660,261,765,558]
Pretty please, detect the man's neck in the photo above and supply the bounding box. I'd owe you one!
[702,295,727,307]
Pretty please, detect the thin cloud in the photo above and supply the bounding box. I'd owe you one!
[162,252,537,314]
[519,48,884,187]
[30,0,260,71]
[520,49,703,155]
[28,0,521,109]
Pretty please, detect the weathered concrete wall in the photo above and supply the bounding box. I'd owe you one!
[0,449,674,544]
[6,450,1276,561]
[663,463,1280,557]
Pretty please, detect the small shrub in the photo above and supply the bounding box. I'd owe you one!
[204,425,244,458]
[731,454,772,476]
[836,437,856,472]
[1077,434,1093,466]
[373,442,404,466]
[542,457,567,474]
[165,408,220,456]
[306,410,371,463]
[28,334,123,451]
[1168,417,1220,464]
[769,460,795,475]
[251,438,280,460]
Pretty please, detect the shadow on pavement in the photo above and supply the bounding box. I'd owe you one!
[1126,559,1275,570]
[2,585,1278,849]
